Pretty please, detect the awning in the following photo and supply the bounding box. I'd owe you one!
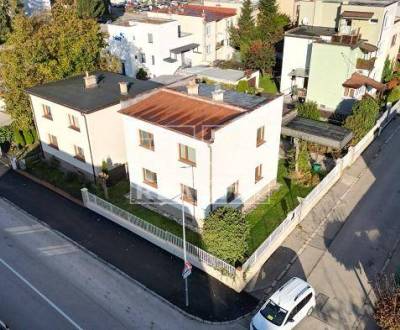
[359,42,378,53]
[288,68,309,78]
[170,43,199,54]
[343,73,386,91]
[282,116,353,149]
[163,57,177,63]
[341,11,374,20]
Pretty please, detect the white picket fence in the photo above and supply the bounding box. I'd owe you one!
[81,190,237,277]
[81,104,398,292]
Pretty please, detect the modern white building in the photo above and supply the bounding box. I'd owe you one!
[119,81,283,228]
[148,4,237,65]
[27,71,161,180]
[106,13,199,78]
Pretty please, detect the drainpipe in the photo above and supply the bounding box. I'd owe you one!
[82,113,97,183]
[208,143,213,214]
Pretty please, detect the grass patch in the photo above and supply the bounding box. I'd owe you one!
[245,160,315,254]
[259,74,278,94]
[93,180,203,247]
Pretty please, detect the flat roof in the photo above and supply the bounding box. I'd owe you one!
[346,0,398,7]
[119,89,244,141]
[170,43,200,54]
[170,83,272,110]
[286,25,337,38]
[282,116,353,149]
[27,72,162,114]
[181,66,245,82]
[111,13,174,26]
[151,5,236,22]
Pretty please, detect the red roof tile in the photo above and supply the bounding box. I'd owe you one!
[119,89,243,141]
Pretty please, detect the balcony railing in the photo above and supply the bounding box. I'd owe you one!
[356,57,376,71]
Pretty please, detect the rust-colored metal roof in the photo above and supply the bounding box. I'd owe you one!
[152,5,236,22]
[341,11,374,19]
[343,73,386,91]
[119,89,244,141]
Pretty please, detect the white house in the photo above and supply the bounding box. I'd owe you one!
[119,81,283,228]
[106,13,198,78]
[148,4,237,65]
[27,71,162,180]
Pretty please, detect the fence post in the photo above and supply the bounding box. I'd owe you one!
[81,188,89,206]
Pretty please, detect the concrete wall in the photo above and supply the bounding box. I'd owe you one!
[297,0,340,27]
[280,35,314,94]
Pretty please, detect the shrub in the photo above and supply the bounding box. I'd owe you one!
[23,129,34,145]
[344,97,379,144]
[101,160,109,174]
[13,128,25,148]
[202,207,249,265]
[64,171,79,183]
[48,156,60,170]
[374,277,400,329]
[136,68,148,80]
[0,126,13,144]
[387,86,400,103]
[296,101,320,121]
[236,80,249,93]
[259,75,278,94]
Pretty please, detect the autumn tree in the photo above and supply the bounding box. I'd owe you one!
[229,0,254,50]
[0,1,105,130]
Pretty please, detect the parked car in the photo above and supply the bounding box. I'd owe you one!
[0,320,9,330]
[250,277,316,330]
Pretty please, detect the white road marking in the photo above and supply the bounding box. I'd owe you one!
[39,244,78,256]
[5,224,48,235]
[0,258,83,330]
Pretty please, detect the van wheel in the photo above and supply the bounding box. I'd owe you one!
[307,307,313,316]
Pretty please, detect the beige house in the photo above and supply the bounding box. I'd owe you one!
[27,72,161,180]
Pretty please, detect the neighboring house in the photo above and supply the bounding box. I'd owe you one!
[119,81,283,228]
[23,0,51,15]
[177,65,260,87]
[105,13,198,78]
[148,5,237,65]
[281,0,400,111]
[27,71,161,180]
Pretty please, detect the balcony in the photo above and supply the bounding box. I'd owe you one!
[356,57,376,71]
[331,33,361,46]
[216,40,225,51]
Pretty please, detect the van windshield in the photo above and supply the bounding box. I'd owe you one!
[260,300,288,326]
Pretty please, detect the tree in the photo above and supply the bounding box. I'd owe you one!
[296,101,320,121]
[374,276,400,329]
[136,68,148,80]
[242,39,276,74]
[0,1,105,130]
[387,86,400,103]
[0,0,23,43]
[344,97,379,144]
[229,0,254,50]
[0,126,12,144]
[382,57,394,83]
[76,0,108,19]
[202,207,249,265]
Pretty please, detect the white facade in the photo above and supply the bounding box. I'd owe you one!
[30,96,127,178]
[106,16,196,78]
[121,92,283,227]
[148,8,236,65]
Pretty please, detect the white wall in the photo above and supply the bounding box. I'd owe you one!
[280,35,314,94]
[107,19,196,78]
[30,95,127,176]
[121,94,284,224]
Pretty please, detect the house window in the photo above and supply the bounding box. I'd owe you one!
[179,144,196,165]
[140,53,146,64]
[148,33,153,43]
[48,134,58,149]
[139,129,154,150]
[392,34,397,47]
[255,164,263,183]
[344,87,355,97]
[143,168,158,188]
[206,45,211,54]
[151,55,155,65]
[256,126,265,146]
[206,25,211,37]
[226,181,239,203]
[181,184,197,205]
[68,114,80,131]
[74,145,85,162]
[42,105,52,120]
[370,18,378,24]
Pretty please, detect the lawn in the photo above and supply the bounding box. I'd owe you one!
[245,160,315,254]
[94,180,203,247]
[259,74,278,94]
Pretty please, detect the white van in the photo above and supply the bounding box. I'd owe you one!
[250,277,316,330]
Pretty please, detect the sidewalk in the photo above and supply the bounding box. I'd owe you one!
[245,118,400,329]
[0,168,257,322]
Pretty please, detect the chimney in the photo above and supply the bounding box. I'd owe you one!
[84,71,98,89]
[212,84,224,102]
[119,81,129,95]
[187,79,199,95]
